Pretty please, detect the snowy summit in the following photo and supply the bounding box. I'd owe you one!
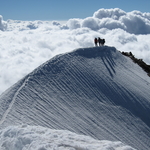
[0,46,150,150]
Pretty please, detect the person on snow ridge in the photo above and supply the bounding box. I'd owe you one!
[97,37,105,46]
[101,39,105,46]
[94,38,98,46]
[98,37,101,46]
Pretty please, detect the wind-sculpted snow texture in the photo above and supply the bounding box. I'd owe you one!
[0,46,150,150]
[0,125,136,150]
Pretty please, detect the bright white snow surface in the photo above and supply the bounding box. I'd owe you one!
[1,8,150,95]
[0,125,136,150]
[0,46,150,150]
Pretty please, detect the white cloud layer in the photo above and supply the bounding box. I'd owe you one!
[0,8,150,95]
[0,15,7,31]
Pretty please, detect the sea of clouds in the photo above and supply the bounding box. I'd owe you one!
[0,8,150,95]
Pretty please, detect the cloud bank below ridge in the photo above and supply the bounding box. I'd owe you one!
[67,8,150,34]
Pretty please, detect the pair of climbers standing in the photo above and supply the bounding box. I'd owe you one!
[94,37,105,46]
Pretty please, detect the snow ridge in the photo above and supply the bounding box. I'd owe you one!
[0,76,29,125]
[0,46,150,150]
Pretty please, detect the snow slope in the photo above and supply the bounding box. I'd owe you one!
[0,125,136,150]
[0,46,150,150]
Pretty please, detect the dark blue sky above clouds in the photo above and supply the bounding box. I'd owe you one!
[1,0,150,20]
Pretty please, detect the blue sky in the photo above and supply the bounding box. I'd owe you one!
[1,0,150,20]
